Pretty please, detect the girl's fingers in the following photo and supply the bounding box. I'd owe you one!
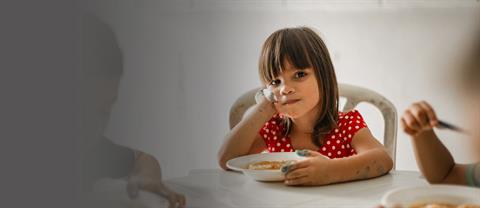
[284,175,309,186]
[296,149,322,157]
[263,87,279,103]
[281,159,310,173]
[418,101,438,126]
[285,168,309,180]
[403,110,422,131]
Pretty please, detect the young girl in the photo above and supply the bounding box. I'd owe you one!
[218,27,393,186]
[401,35,480,187]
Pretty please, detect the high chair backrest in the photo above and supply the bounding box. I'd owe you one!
[229,83,397,169]
[338,84,397,169]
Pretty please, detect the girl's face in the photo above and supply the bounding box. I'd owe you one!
[266,60,320,119]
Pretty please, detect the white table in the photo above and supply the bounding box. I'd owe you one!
[165,169,428,208]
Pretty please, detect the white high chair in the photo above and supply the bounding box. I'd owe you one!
[229,83,398,169]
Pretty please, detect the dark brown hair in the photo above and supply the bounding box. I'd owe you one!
[258,27,339,147]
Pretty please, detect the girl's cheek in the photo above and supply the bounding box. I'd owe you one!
[274,103,283,113]
[274,101,288,109]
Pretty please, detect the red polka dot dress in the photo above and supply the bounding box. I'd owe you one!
[258,110,368,159]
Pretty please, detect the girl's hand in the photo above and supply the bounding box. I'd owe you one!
[401,101,439,137]
[257,86,290,117]
[254,88,278,117]
[255,87,278,103]
[281,149,332,186]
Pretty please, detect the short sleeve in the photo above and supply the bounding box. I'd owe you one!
[258,114,290,152]
[338,110,368,143]
[259,114,282,140]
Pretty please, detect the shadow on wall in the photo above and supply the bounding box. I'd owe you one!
[80,12,132,193]
[79,13,185,208]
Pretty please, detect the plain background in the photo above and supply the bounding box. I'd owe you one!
[1,0,79,207]
[83,0,480,179]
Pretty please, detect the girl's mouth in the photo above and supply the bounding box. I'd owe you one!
[282,99,300,105]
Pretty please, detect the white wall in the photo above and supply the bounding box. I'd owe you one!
[85,0,480,179]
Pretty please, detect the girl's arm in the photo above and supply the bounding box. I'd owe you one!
[327,128,393,182]
[217,99,275,170]
[283,128,393,186]
[401,101,467,184]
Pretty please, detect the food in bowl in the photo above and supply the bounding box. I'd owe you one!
[247,160,296,170]
[381,185,480,208]
[409,203,480,208]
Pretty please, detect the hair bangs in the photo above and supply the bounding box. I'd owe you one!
[259,29,314,84]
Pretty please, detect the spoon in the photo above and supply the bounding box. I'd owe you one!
[437,120,468,134]
[261,88,288,104]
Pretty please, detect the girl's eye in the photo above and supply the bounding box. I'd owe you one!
[295,71,307,79]
[270,79,281,86]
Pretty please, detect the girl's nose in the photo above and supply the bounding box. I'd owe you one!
[280,82,295,95]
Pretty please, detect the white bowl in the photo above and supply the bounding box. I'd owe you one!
[381,185,480,207]
[226,152,306,181]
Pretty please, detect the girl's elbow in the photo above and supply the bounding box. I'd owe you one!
[379,149,394,173]
[217,151,230,171]
[384,156,394,173]
[218,157,229,171]
[219,161,229,171]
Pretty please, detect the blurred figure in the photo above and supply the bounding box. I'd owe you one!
[79,13,185,208]
[401,34,480,187]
